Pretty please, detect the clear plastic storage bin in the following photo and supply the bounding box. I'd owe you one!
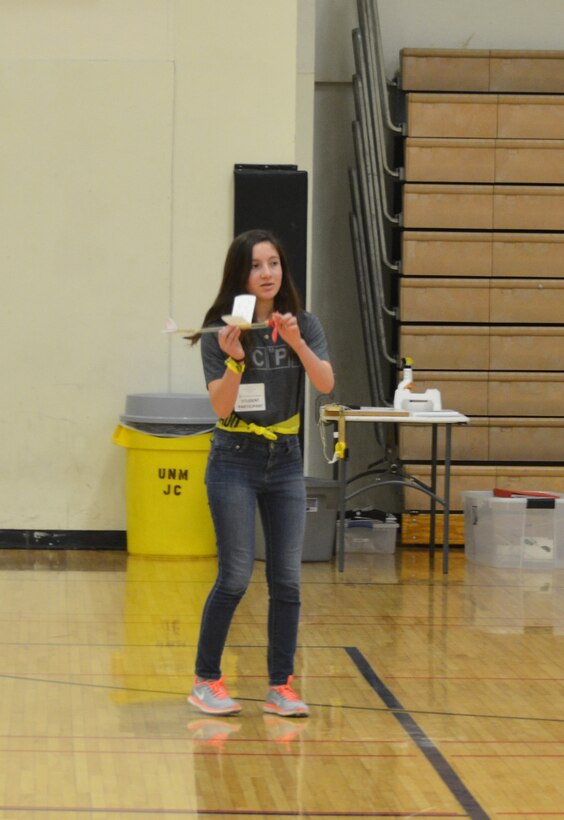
[463,490,564,569]
[342,518,399,554]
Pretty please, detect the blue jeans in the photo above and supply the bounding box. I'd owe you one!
[194,427,306,686]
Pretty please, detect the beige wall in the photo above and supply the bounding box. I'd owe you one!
[0,0,312,531]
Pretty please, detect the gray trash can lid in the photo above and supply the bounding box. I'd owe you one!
[121,393,217,425]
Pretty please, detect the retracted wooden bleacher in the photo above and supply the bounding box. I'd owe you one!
[399,48,564,546]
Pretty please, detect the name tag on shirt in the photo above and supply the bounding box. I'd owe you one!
[235,383,266,413]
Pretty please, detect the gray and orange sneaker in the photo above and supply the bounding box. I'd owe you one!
[188,676,242,716]
[263,676,309,717]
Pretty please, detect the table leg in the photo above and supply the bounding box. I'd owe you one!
[338,455,347,572]
[429,425,438,559]
[442,425,452,574]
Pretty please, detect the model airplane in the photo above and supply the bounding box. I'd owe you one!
[163,315,279,341]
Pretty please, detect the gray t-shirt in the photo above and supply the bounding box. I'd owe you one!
[201,311,330,427]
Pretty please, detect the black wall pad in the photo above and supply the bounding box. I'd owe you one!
[234,164,308,306]
[0,529,127,550]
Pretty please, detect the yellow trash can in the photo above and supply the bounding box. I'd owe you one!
[113,393,217,557]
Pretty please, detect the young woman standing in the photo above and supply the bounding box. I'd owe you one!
[188,229,334,717]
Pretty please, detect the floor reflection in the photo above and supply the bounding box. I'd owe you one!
[463,558,564,634]
[111,553,220,704]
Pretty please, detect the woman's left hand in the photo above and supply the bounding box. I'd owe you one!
[271,311,335,394]
[271,311,302,351]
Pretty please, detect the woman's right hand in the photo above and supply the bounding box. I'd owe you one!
[208,325,245,417]
[218,325,245,361]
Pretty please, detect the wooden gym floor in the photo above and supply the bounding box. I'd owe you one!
[1,545,564,819]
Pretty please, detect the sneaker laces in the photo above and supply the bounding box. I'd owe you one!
[271,676,301,701]
[199,676,232,700]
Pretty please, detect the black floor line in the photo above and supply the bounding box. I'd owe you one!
[345,647,491,820]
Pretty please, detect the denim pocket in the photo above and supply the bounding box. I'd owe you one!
[283,435,301,455]
[211,433,250,455]
[207,432,251,471]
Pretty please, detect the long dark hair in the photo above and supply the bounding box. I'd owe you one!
[189,229,302,345]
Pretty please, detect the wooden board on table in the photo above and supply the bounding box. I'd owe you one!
[321,407,410,419]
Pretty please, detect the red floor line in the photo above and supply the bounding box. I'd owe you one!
[3,734,563,745]
[0,748,417,758]
[453,753,564,758]
[0,672,356,678]
[0,735,409,744]
[443,739,564,744]
[387,676,564,681]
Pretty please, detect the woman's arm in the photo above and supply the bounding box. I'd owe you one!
[208,371,243,418]
[272,312,335,394]
[207,325,246,418]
